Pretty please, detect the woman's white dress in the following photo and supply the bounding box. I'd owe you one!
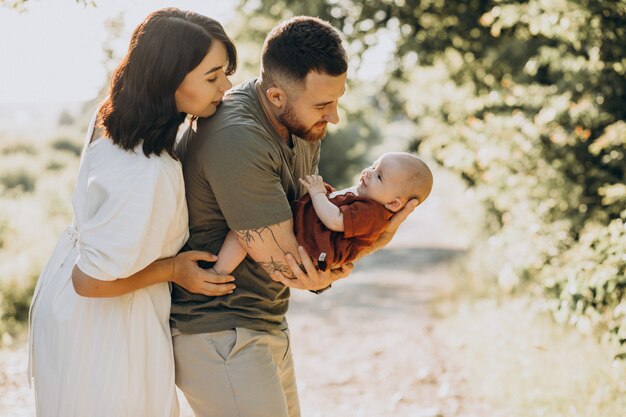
[29,116,189,417]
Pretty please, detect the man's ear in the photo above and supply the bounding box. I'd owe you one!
[384,197,404,212]
[266,86,287,109]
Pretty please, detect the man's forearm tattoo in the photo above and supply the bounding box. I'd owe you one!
[235,226,298,278]
[258,257,296,279]
[235,227,287,254]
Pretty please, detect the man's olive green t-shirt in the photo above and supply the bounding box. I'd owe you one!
[171,78,320,334]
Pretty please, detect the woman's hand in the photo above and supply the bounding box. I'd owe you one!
[172,250,236,296]
[270,246,353,290]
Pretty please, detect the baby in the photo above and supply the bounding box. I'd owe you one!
[212,152,433,274]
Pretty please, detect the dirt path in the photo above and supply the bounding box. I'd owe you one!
[289,246,480,417]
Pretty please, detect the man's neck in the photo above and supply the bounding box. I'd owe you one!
[254,79,290,145]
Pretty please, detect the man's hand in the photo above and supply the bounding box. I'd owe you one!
[299,175,326,197]
[172,250,236,296]
[360,198,420,258]
[388,198,419,232]
[270,246,353,290]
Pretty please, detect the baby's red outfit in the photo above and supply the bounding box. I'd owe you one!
[292,184,393,269]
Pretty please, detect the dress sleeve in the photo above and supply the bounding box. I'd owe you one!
[340,200,389,239]
[76,156,181,281]
[202,125,293,231]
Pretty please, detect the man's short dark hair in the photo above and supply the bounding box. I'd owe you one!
[261,16,348,87]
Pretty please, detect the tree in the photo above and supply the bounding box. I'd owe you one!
[0,0,94,9]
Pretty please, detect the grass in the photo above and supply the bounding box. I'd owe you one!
[432,291,626,417]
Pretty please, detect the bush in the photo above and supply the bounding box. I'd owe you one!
[401,1,625,356]
[51,137,82,156]
[46,160,66,171]
[1,143,37,155]
[543,213,626,350]
[0,218,6,249]
[0,170,37,193]
[0,277,35,343]
[319,119,381,188]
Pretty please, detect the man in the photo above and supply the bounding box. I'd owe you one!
[172,16,417,417]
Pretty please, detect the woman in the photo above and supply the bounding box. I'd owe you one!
[29,8,237,417]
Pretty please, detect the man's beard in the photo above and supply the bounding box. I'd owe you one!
[278,101,327,142]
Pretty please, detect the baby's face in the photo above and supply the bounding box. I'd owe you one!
[355,154,406,211]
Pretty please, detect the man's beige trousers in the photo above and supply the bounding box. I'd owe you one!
[173,327,300,417]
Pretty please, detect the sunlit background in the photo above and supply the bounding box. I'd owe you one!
[0,1,242,103]
[1,1,625,416]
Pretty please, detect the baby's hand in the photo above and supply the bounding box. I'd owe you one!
[299,175,326,196]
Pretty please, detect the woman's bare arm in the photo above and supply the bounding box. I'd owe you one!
[72,250,236,298]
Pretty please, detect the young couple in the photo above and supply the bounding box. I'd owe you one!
[29,7,425,417]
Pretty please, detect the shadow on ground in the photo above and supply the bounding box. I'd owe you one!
[289,246,464,319]
[355,247,464,272]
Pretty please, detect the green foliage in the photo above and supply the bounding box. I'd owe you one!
[399,0,625,356]
[0,277,35,341]
[543,212,626,341]
[58,110,75,126]
[1,142,37,155]
[46,160,66,171]
[0,169,37,193]
[0,218,6,249]
[0,0,94,10]
[0,0,26,8]
[239,0,626,355]
[51,137,82,156]
[319,117,382,188]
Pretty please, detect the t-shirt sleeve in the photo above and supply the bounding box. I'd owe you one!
[202,125,293,231]
[76,158,180,281]
[340,200,388,239]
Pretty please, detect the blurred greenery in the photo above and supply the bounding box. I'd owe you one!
[0,0,93,10]
[51,137,83,157]
[319,116,381,188]
[1,143,37,155]
[237,0,626,356]
[0,124,86,346]
[0,218,6,249]
[0,169,37,193]
[0,277,35,342]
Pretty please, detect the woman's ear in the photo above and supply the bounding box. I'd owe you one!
[266,86,286,109]
[384,197,404,212]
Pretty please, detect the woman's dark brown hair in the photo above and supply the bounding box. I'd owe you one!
[98,8,237,157]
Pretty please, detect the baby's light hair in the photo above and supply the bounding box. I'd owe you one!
[390,152,433,206]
